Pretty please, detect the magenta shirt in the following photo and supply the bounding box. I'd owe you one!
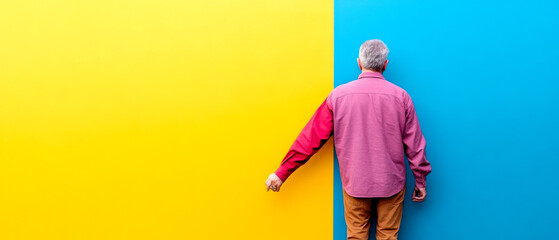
[275,72,431,198]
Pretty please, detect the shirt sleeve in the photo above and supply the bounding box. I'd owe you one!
[403,96,432,188]
[274,96,334,182]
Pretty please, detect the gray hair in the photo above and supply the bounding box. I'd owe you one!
[358,39,389,71]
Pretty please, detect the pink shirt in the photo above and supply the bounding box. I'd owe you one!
[275,71,431,198]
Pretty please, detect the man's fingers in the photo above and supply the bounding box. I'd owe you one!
[270,181,281,192]
[266,178,274,191]
[412,187,427,202]
[265,173,284,192]
[412,195,425,201]
[272,182,279,191]
[417,188,426,198]
[414,194,425,200]
[412,190,426,202]
[412,196,425,202]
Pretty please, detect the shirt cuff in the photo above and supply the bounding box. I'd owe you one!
[415,176,427,188]
[274,167,290,182]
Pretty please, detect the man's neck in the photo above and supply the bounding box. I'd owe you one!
[361,69,383,74]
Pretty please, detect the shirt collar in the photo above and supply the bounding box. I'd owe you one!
[358,71,385,80]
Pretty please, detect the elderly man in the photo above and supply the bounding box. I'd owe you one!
[265,39,431,240]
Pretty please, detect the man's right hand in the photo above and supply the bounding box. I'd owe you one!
[265,173,283,192]
[412,187,427,202]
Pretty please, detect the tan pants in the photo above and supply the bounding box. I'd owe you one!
[342,187,405,240]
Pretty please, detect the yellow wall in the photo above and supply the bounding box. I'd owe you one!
[0,0,333,239]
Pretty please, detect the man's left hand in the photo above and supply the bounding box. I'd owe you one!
[412,187,427,202]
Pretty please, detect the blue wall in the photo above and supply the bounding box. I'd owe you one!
[333,0,559,239]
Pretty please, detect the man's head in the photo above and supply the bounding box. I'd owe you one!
[357,39,389,73]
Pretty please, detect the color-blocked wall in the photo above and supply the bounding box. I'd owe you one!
[2,0,558,239]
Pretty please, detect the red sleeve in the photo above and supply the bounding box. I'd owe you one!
[274,97,334,182]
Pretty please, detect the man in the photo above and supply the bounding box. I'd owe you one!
[265,39,431,240]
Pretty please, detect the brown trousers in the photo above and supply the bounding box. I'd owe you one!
[342,187,405,240]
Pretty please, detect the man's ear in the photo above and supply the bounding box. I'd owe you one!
[382,59,389,72]
[357,58,363,71]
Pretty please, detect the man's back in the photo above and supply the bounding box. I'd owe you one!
[328,71,428,198]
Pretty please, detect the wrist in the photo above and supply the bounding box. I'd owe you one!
[415,177,426,188]
[274,168,289,182]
